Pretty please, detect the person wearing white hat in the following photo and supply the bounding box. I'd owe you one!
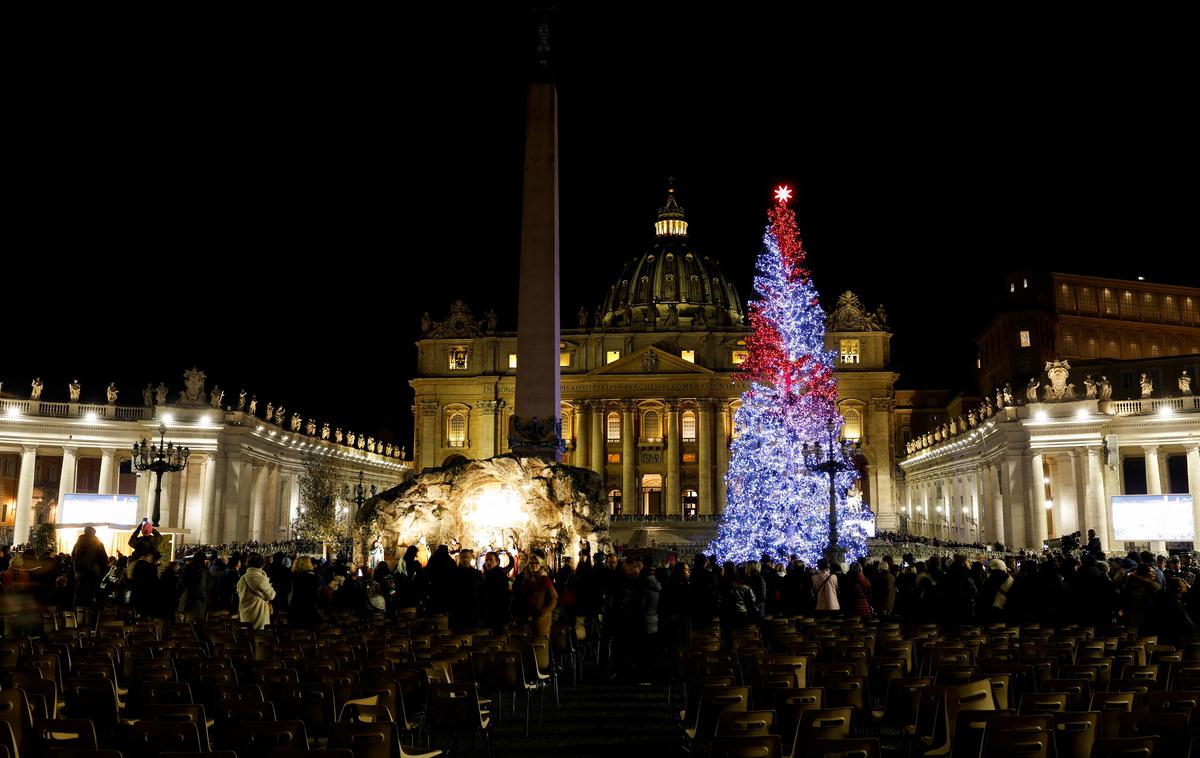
[980,557,1013,623]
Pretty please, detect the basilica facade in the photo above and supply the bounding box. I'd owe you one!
[409,189,902,533]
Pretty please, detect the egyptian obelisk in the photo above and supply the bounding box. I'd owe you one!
[509,17,563,461]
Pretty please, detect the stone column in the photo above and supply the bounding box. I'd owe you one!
[262,465,281,542]
[716,402,731,512]
[418,401,440,470]
[1001,452,1027,548]
[666,400,681,515]
[199,454,220,544]
[1187,444,1200,552]
[1145,446,1163,494]
[589,403,604,478]
[222,459,248,545]
[162,470,179,529]
[476,400,501,459]
[989,463,1005,546]
[13,445,38,544]
[135,469,152,521]
[1053,453,1078,536]
[698,400,715,516]
[1028,452,1048,548]
[574,402,589,471]
[59,446,78,501]
[621,400,637,515]
[98,448,116,495]
[1085,446,1110,552]
[251,462,270,541]
[1144,445,1166,553]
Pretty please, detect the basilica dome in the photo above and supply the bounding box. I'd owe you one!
[598,186,745,330]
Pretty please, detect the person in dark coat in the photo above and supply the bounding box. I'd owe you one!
[71,526,108,617]
[267,553,292,612]
[155,559,180,620]
[424,545,457,614]
[180,554,212,621]
[130,552,160,618]
[288,556,321,627]
[450,549,484,630]
[482,550,513,634]
[687,554,720,628]
[1155,578,1197,646]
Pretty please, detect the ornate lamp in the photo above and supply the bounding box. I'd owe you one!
[801,419,860,565]
[132,423,190,528]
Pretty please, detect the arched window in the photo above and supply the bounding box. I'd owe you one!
[643,410,661,441]
[637,277,650,303]
[561,410,572,440]
[447,412,467,448]
[607,412,621,442]
[689,276,702,301]
[681,411,697,442]
[842,407,863,441]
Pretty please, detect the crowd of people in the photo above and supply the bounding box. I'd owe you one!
[5,522,1200,662]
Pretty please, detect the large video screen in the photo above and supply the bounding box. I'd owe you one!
[59,493,139,525]
[1111,494,1195,541]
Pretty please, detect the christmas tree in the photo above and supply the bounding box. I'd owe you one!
[709,185,869,564]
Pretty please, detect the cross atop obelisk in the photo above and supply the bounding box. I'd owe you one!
[508,13,563,461]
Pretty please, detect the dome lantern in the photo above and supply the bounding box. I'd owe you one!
[654,178,688,238]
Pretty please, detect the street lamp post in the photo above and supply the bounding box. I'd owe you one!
[131,423,190,528]
[801,419,860,566]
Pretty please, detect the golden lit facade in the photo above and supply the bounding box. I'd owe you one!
[410,189,902,529]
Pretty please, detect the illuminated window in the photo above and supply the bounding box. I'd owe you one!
[1019,331,1031,348]
[447,413,467,448]
[1149,341,1162,357]
[606,412,621,442]
[606,350,621,364]
[1120,291,1138,318]
[976,356,982,369]
[1104,338,1120,359]
[1127,341,1140,359]
[1086,337,1099,358]
[561,411,572,440]
[1056,283,1076,311]
[449,347,469,370]
[608,489,622,515]
[682,453,697,463]
[682,411,697,442]
[1078,286,1097,313]
[840,339,860,364]
[1163,295,1180,322]
[731,350,749,365]
[560,352,571,367]
[681,350,695,363]
[607,453,621,464]
[1184,297,1199,325]
[1061,333,1076,355]
[842,408,863,441]
[1010,283,1016,293]
[1142,292,1158,320]
[1023,278,1028,289]
[642,410,661,441]
[508,354,518,369]
[1101,288,1118,315]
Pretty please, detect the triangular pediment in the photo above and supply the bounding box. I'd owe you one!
[589,346,715,376]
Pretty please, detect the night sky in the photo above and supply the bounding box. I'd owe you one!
[7,10,1195,451]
